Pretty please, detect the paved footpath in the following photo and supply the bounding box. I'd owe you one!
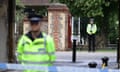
[55,51,117,68]
[4,51,119,72]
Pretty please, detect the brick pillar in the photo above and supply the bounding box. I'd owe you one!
[48,3,71,51]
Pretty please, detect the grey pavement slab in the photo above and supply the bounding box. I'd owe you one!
[55,51,117,68]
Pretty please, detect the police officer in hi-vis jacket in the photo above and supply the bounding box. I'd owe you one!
[16,14,56,72]
[87,18,97,52]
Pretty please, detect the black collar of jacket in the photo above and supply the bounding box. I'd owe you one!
[26,31,43,41]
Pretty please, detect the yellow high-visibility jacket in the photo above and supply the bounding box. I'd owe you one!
[87,24,97,35]
[17,32,56,72]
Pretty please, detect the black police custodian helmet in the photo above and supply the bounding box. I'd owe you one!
[28,14,43,24]
[90,17,94,22]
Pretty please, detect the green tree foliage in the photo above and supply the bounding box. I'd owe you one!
[107,1,119,43]
[16,0,25,36]
[50,0,119,44]
[50,0,113,17]
[30,6,48,16]
[16,0,25,23]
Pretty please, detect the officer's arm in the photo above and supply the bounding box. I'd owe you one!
[87,24,92,35]
[16,36,24,62]
[92,24,97,34]
[46,36,56,63]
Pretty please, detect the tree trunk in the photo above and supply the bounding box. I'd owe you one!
[7,0,15,63]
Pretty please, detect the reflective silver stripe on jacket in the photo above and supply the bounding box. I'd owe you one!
[38,48,46,51]
[47,52,55,55]
[23,51,46,54]
[21,61,53,64]
[23,51,55,55]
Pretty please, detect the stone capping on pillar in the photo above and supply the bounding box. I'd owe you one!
[48,3,69,12]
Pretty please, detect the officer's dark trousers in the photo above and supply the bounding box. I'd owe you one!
[88,34,95,52]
